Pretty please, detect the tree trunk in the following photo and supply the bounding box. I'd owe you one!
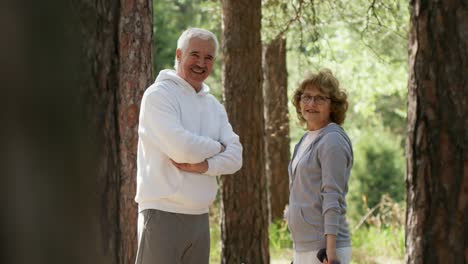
[83,2,121,261]
[118,1,153,263]
[406,1,467,263]
[221,0,270,263]
[1,1,108,263]
[263,37,290,222]
[80,0,153,263]
[1,1,152,264]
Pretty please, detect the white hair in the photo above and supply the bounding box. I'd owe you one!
[174,27,219,70]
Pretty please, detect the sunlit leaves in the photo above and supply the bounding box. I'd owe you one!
[153,0,223,99]
[283,0,408,139]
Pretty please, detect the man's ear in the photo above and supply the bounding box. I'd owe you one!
[176,49,182,62]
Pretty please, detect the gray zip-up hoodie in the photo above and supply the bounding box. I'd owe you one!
[287,123,353,252]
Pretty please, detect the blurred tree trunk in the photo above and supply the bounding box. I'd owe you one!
[263,37,290,222]
[406,1,467,263]
[1,1,152,264]
[221,0,270,263]
[80,2,121,263]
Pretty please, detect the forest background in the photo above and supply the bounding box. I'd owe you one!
[2,0,465,263]
[155,0,408,263]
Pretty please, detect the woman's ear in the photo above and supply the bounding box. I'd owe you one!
[330,102,337,112]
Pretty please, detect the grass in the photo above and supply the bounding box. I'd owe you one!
[350,226,404,264]
[209,196,405,263]
[209,218,404,264]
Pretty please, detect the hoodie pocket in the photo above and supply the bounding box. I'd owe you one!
[288,205,323,243]
[170,173,218,209]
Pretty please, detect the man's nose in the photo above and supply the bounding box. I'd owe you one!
[195,57,206,67]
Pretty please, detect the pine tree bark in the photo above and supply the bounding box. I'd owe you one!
[221,0,270,263]
[263,37,290,222]
[118,1,153,263]
[79,0,153,263]
[406,1,467,263]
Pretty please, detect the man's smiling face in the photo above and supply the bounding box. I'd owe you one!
[176,37,215,91]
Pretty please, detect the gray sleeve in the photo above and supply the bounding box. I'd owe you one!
[319,133,352,235]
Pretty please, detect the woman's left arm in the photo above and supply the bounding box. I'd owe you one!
[319,133,352,261]
[325,234,338,263]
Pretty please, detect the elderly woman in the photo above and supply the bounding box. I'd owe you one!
[287,69,353,264]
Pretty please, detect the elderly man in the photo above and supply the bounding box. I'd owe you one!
[134,28,242,264]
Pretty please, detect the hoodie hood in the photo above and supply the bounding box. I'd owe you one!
[293,123,353,164]
[316,123,353,161]
[317,123,351,145]
[155,69,210,96]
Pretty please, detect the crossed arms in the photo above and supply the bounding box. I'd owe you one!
[140,90,242,176]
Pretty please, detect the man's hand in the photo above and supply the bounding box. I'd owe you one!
[171,159,208,173]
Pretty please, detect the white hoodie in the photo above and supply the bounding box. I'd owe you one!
[135,70,242,214]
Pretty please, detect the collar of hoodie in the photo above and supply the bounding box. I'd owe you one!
[156,69,210,96]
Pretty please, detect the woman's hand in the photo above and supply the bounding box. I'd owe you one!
[324,234,339,264]
[323,254,339,264]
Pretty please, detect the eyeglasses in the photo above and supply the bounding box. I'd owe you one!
[300,95,330,105]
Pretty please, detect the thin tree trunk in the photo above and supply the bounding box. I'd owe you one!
[118,1,153,263]
[406,1,467,263]
[221,0,270,263]
[263,37,290,222]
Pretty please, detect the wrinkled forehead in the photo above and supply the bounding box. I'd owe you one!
[185,37,216,55]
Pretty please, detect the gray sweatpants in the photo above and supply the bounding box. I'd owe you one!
[135,209,210,264]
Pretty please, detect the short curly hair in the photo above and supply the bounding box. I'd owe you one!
[292,68,348,127]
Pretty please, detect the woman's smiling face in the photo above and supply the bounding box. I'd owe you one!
[300,85,332,131]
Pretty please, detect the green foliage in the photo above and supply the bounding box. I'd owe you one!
[269,220,293,250]
[350,195,405,263]
[348,130,405,222]
[209,222,221,263]
[153,0,223,99]
[262,0,317,42]
[285,0,409,138]
[269,220,294,262]
[153,0,184,73]
[351,226,404,264]
[208,204,221,263]
[361,194,406,229]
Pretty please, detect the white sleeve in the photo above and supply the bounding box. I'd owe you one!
[204,106,243,176]
[138,90,222,164]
